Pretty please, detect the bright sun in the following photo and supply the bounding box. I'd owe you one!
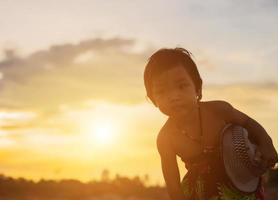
[86,118,117,146]
[94,124,113,144]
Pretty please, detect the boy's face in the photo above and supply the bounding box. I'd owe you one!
[151,63,198,117]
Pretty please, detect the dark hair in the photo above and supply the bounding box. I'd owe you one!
[143,47,203,105]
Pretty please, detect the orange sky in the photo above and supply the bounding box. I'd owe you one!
[0,1,277,186]
[0,42,277,186]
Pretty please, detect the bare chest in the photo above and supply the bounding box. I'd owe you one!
[167,108,227,161]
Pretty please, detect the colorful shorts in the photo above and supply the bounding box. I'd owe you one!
[180,173,264,200]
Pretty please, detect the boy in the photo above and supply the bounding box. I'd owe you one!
[143,47,278,199]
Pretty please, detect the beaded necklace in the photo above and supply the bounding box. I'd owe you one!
[179,102,203,144]
[176,102,216,153]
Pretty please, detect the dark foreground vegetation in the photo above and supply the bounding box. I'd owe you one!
[0,168,277,200]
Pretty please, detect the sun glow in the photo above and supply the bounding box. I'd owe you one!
[93,122,114,145]
[85,118,118,146]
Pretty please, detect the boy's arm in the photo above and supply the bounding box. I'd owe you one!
[216,100,278,168]
[157,132,185,200]
[217,101,272,145]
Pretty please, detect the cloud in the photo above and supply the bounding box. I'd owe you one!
[0,38,144,82]
[0,37,151,111]
[0,36,277,139]
[0,37,155,139]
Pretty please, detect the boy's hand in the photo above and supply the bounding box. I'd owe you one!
[255,141,278,170]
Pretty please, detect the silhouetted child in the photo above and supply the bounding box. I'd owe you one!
[143,48,278,200]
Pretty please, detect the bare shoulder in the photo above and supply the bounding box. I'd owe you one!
[203,100,233,116]
[203,100,250,126]
[201,100,234,125]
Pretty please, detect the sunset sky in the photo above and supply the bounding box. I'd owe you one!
[0,0,277,186]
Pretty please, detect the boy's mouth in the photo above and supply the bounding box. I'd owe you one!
[172,105,184,111]
[171,104,187,114]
